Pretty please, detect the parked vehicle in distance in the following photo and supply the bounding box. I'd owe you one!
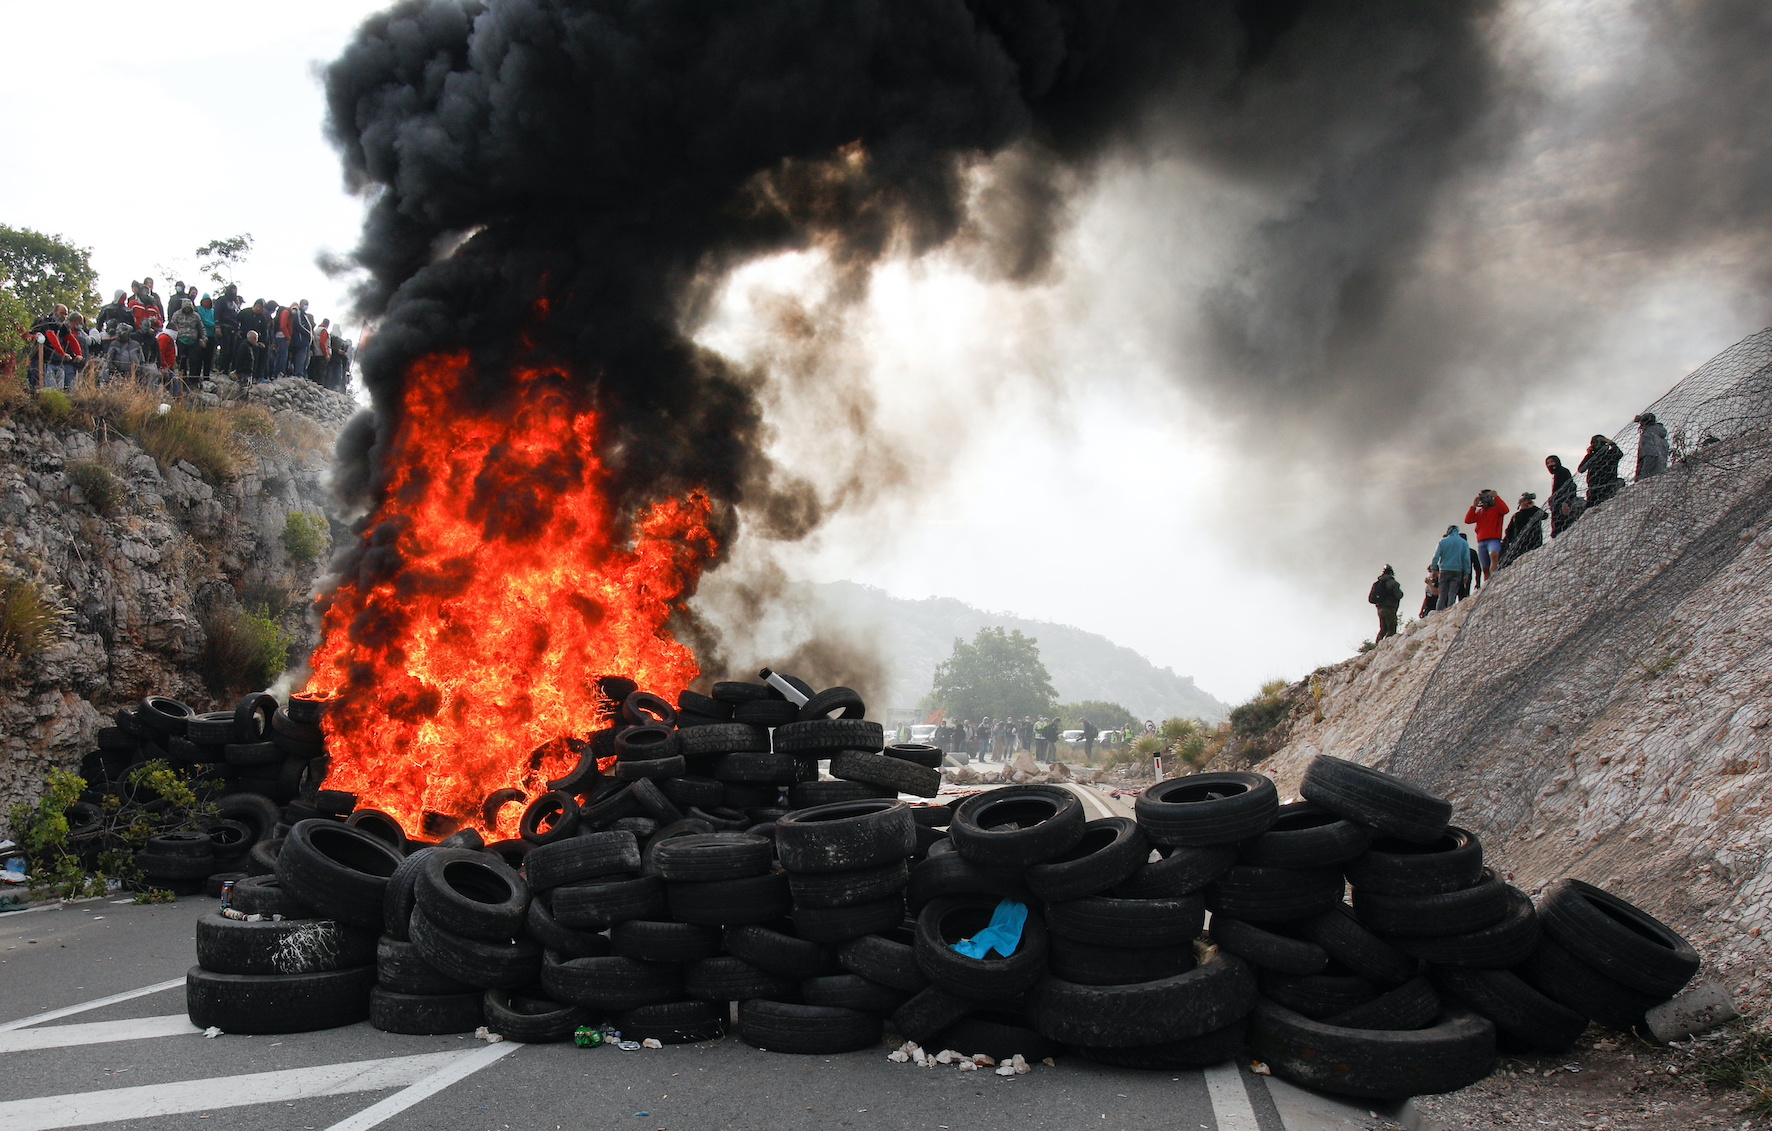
[1059,729,1084,746]
[909,725,938,744]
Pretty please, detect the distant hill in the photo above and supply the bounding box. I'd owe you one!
[805,581,1228,723]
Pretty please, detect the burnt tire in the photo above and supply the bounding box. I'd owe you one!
[1538,879,1699,998]
[950,785,1085,867]
[1024,817,1148,902]
[1026,954,1258,1047]
[276,819,404,929]
[369,987,484,1035]
[519,791,581,844]
[185,964,375,1034]
[482,988,586,1043]
[739,999,883,1054]
[1135,772,1279,847]
[194,912,376,976]
[1249,1001,1495,1099]
[1344,827,1485,896]
[1211,917,1330,975]
[828,750,939,797]
[776,800,916,874]
[1430,965,1589,1053]
[1299,756,1452,846]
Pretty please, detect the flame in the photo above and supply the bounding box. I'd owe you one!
[306,351,714,838]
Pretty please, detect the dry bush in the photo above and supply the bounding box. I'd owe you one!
[66,461,121,514]
[0,570,66,669]
[75,378,244,480]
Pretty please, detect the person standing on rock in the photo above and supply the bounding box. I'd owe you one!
[1545,455,1581,536]
[1432,525,1470,612]
[1635,412,1671,480]
[1579,434,1624,509]
[1368,565,1404,642]
[1500,492,1547,567]
[1463,489,1510,586]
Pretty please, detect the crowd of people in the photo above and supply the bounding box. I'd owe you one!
[1367,412,1674,641]
[20,276,353,396]
[904,713,1164,763]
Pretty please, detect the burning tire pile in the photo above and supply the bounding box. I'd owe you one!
[178,678,1701,1102]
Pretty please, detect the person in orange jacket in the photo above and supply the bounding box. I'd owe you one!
[1464,489,1510,585]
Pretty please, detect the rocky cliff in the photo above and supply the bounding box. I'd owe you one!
[0,377,353,832]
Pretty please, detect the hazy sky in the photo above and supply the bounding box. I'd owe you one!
[6,1,1767,706]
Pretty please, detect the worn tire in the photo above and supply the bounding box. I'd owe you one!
[1354,871,1510,939]
[1299,756,1452,846]
[1322,975,1441,1031]
[1211,917,1330,975]
[523,897,611,961]
[610,919,723,963]
[769,721,882,755]
[740,999,883,1054]
[186,964,374,1034]
[482,988,586,1043]
[551,875,666,930]
[409,908,542,989]
[619,999,727,1044]
[413,849,529,942]
[666,871,792,925]
[776,800,916,874]
[1240,802,1375,868]
[725,924,836,980]
[686,955,800,1002]
[1045,893,1204,948]
[1390,886,1540,969]
[1073,1020,1247,1069]
[788,779,897,808]
[1249,1001,1495,1099]
[1024,817,1148,902]
[377,934,475,995]
[276,819,404,929]
[651,832,773,882]
[1136,773,1279,847]
[835,928,928,993]
[1047,935,1196,986]
[1517,936,1659,1033]
[828,750,939,797]
[519,791,581,844]
[1303,905,1419,990]
[195,912,376,976]
[1261,970,1380,1019]
[906,851,1031,913]
[801,973,909,1013]
[1431,965,1589,1053]
[1206,865,1346,923]
[797,687,867,721]
[1538,879,1699,998]
[950,785,1085,867]
[679,723,771,756]
[1026,954,1258,1047]
[369,987,484,1035]
[1344,827,1485,896]
[1115,845,1240,899]
[890,985,974,1044]
[788,860,909,909]
[912,896,1049,1000]
[539,952,684,1010]
[226,873,310,918]
[524,830,641,890]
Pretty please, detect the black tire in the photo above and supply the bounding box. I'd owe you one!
[776,799,916,874]
[540,952,684,1010]
[950,785,1086,867]
[678,690,734,720]
[660,777,724,809]
[1211,917,1330,975]
[1045,893,1204,948]
[720,782,780,810]
[520,791,581,844]
[1115,844,1240,899]
[369,987,484,1035]
[410,908,542,989]
[885,743,944,769]
[224,741,281,768]
[802,973,909,1013]
[1343,827,1485,896]
[740,999,882,1054]
[231,692,278,743]
[380,849,435,943]
[1303,905,1419,990]
[734,699,801,727]
[1390,886,1540,969]
[836,928,927,992]
[1261,970,1381,1019]
[484,838,532,869]
[186,964,375,1034]
[1026,954,1258,1047]
[905,851,1031,913]
[610,919,722,962]
[726,924,836,979]
[828,750,939,797]
[483,988,587,1042]
[907,802,953,826]
[1354,870,1510,939]
[1205,865,1345,924]
[140,695,195,737]
[890,985,974,1043]
[1136,773,1279,847]
[665,871,792,925]
[687,805,751,832]
[205,871,250,898]
[1047,935,1196,986]
[788,860,908,909]
[145,829,214,859]
[680,723,771,756]
[1538,879,1699,998]
[576,782,641,830]
[640,818,717,873]
[195,911,376,975]
[707,751,799,785]
[413,850,529,941]
[789,779,898,808]
[524,897,612,960]
[712,680,772,704]
[1322,975,1441,1031]
[344,808,408,853]
[913,895,1049,1000]
[933,1009,1066,1062]
[1073,1020,1247,1069]
[651,832,773,881]
[795,896,906,944]
[186,711,238,744]
[1239,802,1375,868]
[137,847,215,881]
[776,719,886,755]
[686,955,800,1002]
[1430,966,1588,1053]
[545,748,602,797]
[377,934,475,995]
[626,778,683,824]
[616,723,680,761]
[619,999,728,1044]
[552,874,666,930]
[614,755,686,781]
[1025,817,1148,902]
[276,818,404,929]
[1516,936,1660,1033]
[1299,756,1452,845]
[1249,1001,1495,1099]
[270,706,323,746]
[798,687,867,721]
[286,693,327,725]
[523,830,641,891]
[622,691,678,728]
[226,874,310,917]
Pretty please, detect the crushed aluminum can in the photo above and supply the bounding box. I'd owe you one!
[574,1026,603,1048]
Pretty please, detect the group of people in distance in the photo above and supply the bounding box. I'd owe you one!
[22,276,352,397]
[1367,412,1673,642]
[913,714,1162,764]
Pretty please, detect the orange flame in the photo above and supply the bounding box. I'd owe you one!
[306,351,714,838]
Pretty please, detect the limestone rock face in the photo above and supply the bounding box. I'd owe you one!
[1253,431,1772,1011]
[0,378,358,833]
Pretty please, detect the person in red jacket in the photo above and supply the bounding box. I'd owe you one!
[1464,489,1511,585]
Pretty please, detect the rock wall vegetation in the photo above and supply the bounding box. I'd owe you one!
[1235,429,1772,1012]
[0,375,354,836]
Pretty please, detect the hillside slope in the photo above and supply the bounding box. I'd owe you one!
[805,580,1228,722]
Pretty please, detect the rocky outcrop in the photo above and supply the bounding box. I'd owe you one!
[1252,428,1772,1010]
[0,378,355,834]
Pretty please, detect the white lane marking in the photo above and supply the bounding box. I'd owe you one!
[0,978,185,1032]
[1204,1061,1262,1131]
[323,1042,518,1131]
[0,1050,471,1131]
[0,1014,200,1054]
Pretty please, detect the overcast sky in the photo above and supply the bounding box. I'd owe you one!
[5,1,1767,707]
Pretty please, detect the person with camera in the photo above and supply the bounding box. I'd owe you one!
[1463,488,1511,585]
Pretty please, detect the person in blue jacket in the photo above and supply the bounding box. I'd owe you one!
[1431,525,1471,613]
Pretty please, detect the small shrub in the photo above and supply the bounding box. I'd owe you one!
[1696,1022,1772,1115]
[0,572,64,666]
[36,388,73,424]
[66,460,121,514]
[76,378,243,479]
[228,404,276,438]
[282,512,328,565]
[199,605,292,694]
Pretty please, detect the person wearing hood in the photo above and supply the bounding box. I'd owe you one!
[195,295,217,376]
[1545,455,1580,537]
[168,297,204,376]
[214,284,242,370]
[1578,434,1624,509]
[102,327,143,377]
[236,300,269,378]
[1635,413,1671,479]
[1500,493,1547,567]
[1367,565,1404,642]
[1464,488,1510,585]
[289,299,315,380]
[98,290,132,332]
[1431,525,1470,612]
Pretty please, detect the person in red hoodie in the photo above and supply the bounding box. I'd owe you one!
[1464,488,1510,586]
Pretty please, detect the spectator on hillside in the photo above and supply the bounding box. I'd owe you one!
[1635,412,1670,479]
[231,330,263,377]
[153,320,179,387]
[1578,434,1624,509]
[1500,492,1546,566]
[24,308,75,391]
[270,300,293,378]
[195,295,217,376]
[214,284,242,370]
[327,335,351,390]
[102,330,143,377]
[126,284,157,331]
[169,298,204,375]
[1463,489,1510,585]
[1545,455,1580,537]
[1431,524,1470,612]
[237,300,269,378]
[1368,564,1403,643]
[1419,569,1440,618]
[139,277,164,319]
[98,290,132,331]
[290,299,315,379]
[169,282,191,314]
[310,318,331,383]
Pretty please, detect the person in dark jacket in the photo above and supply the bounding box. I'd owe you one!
[1368,565,1404,642]
[232,330,264,379]
[1545,455,1580,537]
[1500,493,1547,567]
[1578,434,1624,509]
[1038,716,1060,761]
[98,290,132,332]
[214,284,242,372]
[236,300,269,378]
[1635,412,1671,479]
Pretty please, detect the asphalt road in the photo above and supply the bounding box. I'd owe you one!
[0,893,1296,1131]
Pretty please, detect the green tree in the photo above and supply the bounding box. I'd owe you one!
[1055,700,1139,731]
[195,233,254,288]
[0,226,99,319]
[929,626,1056,722]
